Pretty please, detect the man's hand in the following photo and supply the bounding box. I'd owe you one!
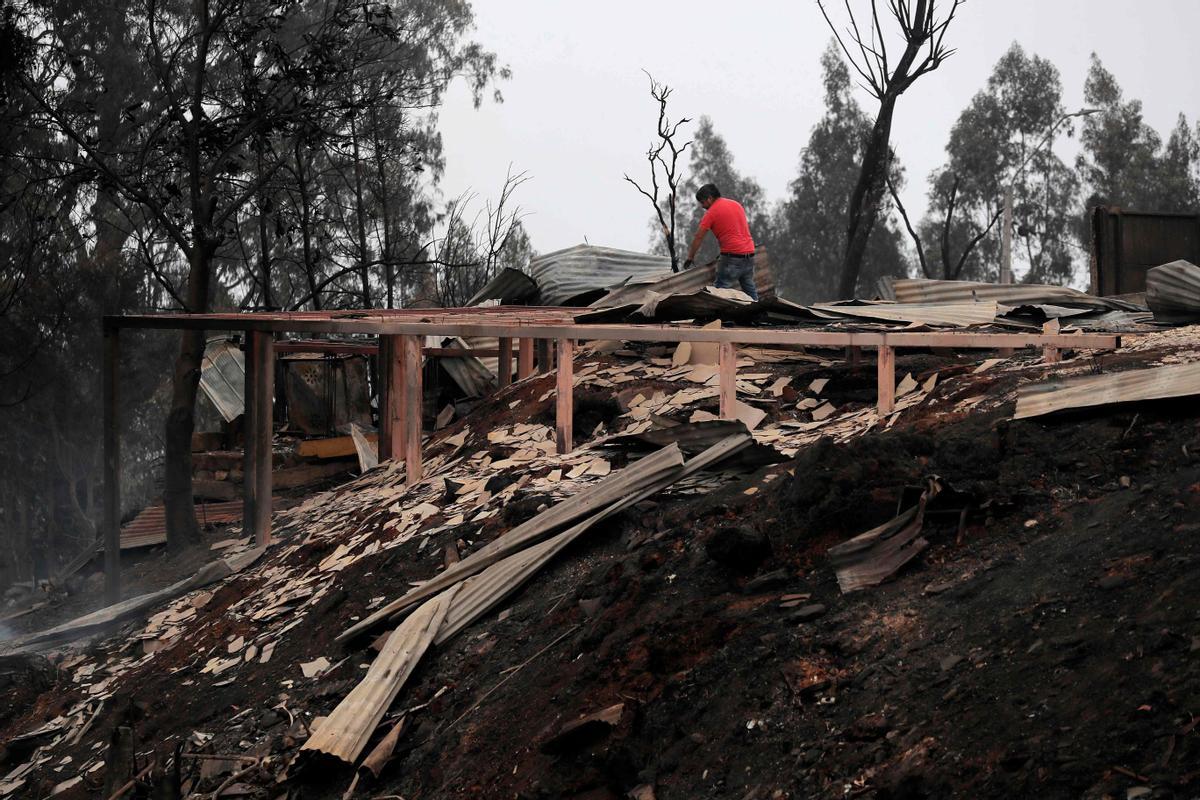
[683,259,694,269]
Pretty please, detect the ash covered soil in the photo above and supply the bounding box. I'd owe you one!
[4,346,1200,800]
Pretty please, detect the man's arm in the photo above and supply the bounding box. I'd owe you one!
[683,227,708,268]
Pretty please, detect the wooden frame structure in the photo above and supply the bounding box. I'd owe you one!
[101,307,1122,602]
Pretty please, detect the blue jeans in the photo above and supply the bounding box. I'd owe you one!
[714,253,758,301]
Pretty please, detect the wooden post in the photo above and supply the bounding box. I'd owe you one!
[536,339,552,374]
[102,324,121,606]
[517,338,534,379]
[1042,344,1062,364]
[250,331,274,546]
[556,338,574,454]
[497,336,513,389]
[846,345,862,369]
[877,344,895,415]
[242,332,258,547]
[402,335,423,485]
[380,335,404,461]
[719,341,737,420]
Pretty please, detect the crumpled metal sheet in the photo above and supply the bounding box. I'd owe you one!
[530,244,671,306]
[589,254,776,309]
[1146,260,1200,323]
[891,278,1145,311]
[437,336,495,398]
[828,479,940,592]
[199,339,245,422]
[467,267,538,307]
[1014,361,1200,420]
[811,300,1003,328]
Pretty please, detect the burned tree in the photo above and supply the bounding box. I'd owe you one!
[624,72,691,272]
[818,0,964,297]
[887,172,1002,280]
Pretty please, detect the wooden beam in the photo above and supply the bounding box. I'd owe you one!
[242,330,258,550]
[497,337,512,388]
[402,335,423,485]
[102,325,120,606]
[877,345,896,415]
[517,338,535,379]
[536,339,552,374]
[106,313,1122,353]
[719,342,737,420]
[250,331,275,547]
[380,335,404,462]
[556,338,574,454]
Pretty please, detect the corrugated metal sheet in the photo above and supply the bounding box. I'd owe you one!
[811,300,1002,327]
[531,244,672,306]
[1014,361,1200,420]
[1146,260,1200,323]
[119,500,280,549]
[467,267,539,306]
[437,336,495,397]
[589,255,776,309]
[199,340,245,422]
[302,586,455,764]
[892,278,1144,311]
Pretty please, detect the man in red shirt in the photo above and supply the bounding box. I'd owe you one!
[682,183,758,301]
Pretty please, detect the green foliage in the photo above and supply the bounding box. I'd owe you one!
[923,43,1080,284]
[1078,54,1199,213]
[772,44,907,301]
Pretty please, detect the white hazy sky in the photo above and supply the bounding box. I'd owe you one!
[438,0,1200,256]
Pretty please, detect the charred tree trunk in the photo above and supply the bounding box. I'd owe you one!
[162,240,215,552]
[839,95,898,298]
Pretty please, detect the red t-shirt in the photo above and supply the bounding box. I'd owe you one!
[698,197,755,255]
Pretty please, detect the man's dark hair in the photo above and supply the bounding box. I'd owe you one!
[696,183,721,203]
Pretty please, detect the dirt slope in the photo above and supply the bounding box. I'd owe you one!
[3,334,1200,800]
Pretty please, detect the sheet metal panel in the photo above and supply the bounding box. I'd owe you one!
[892,278,1144,311]
[531,244,672,306]
[199,340,245,422]
[1014,361,1200,419]
[590,255,776,309]
[1146,260,1200,323]
[811,301,1002,327]
[467,267,539,306]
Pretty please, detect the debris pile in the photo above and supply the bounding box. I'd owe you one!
[4,321,1200,799]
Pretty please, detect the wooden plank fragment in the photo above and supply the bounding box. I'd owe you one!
[556,338,574,454]
[517,338,535,379]
[719,342,737,420]
[497,336,513,388]
[402,335,423,485]
[876,345,895,415]
[251,331,274,547]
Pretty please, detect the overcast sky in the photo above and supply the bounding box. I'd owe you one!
[438,0,1200,257]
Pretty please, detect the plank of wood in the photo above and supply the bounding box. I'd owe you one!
[296,434,376,459]
[402,334,423,485]
[719,342,737,420]
[517,338,535,379]
[382,334,404,462]
[497,337,513,388]
[251,331,275,547]
[877,345,895,415]
[556,338,574,454]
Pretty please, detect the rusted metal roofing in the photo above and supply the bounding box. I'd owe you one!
[1146,260,1200,323]
[119,500,281,549]
[1014,361,1200,419]
[530,244,673,306]
[891,278,1144,311]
